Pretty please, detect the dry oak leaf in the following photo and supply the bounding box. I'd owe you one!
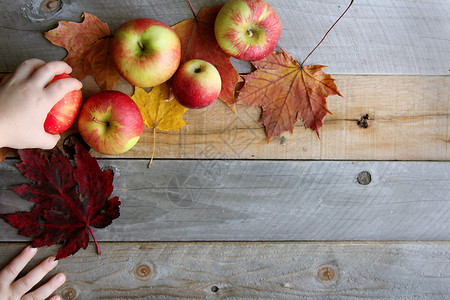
[0,141,120,260]
[237,48,342,141]
[172,5,240,111]
[44,12,120,90]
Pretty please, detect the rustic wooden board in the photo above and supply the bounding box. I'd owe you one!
[1,160,449,241]
[0,0,448,75]
[0,242,449,299]
[83,74,449,161]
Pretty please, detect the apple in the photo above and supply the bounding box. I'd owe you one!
[44,73,83,134]
[214,0,281,61]
[171,59,222,109]
[78,90,144,155]
[111,18,181,87]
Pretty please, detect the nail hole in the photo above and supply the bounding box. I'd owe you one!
[357,171,372,185]
[357,113,370,128]
[211,286,219,292]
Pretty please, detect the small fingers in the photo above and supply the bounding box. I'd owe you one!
[22,273,66,300]
[29,61,73,87]
[44,77,82,109]
[0,246,37,284]
[10,59,46,83]
[11,256,59,296]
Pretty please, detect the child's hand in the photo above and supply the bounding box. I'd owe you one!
[0,246,66,300]
[0,59,82,149]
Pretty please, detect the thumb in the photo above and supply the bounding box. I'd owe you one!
[40,133,61,150]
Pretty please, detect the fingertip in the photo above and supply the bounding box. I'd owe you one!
[56,272,66,284]
[40,133,60,150]
[27,245,38,254]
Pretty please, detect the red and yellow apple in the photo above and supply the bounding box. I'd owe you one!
[78,90,144,155]
[214,0,281,61]
[171,59,222,109]
[44,73,83,134]
[111,18,181,87]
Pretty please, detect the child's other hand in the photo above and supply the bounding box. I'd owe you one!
[0,246,66,300]
[0,59,82,149]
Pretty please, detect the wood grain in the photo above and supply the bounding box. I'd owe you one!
[0,0,448,75]
[0,242,448,299]
[86,75,449,161]
[1,160,449,241]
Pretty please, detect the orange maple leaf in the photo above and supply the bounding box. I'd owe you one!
[237,48,342,141]
[172,6,240,111]
[44,12,120,90]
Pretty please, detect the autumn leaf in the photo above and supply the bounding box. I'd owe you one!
[0,147,15,162]
[1,141,120,260]
[172,5,240,111]
[237,48,342,141]
[131,84,188,167]
[44,12,120,90]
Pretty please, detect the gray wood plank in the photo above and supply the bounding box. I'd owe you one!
[1,160,449,241]
[0,0,448,74]
[0,242,448,299]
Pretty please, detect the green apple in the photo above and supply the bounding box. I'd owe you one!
[171,59,222,109]
[214,0,281,61]
[111,18,181,87]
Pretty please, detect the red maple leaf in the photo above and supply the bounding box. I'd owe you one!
[44,12,120,90]
[237,48,342,141]
[1,141,120,259]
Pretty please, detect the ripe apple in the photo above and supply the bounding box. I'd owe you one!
[111,18,181,87]
[78,90,144,155]
[44,73,83,134]
[214,0,281,61]
[171,59,222,109]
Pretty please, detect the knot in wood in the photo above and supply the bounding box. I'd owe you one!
[61,287,77,300]
[136,264,151,278]
[317,265,336,282]
[41,0,62,13]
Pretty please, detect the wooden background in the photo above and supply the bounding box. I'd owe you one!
[1,0,449,298]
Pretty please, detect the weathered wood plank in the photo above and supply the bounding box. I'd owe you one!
[1,160,449,241]
[1,242,449,299]
[85,75,449,160]
[0,0,448,75]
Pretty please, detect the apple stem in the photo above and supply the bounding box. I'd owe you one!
[138,41,145,51]
[147,127,156,168]
[301,0,354,66]
[247,28,254,38]
[93,117,109,126]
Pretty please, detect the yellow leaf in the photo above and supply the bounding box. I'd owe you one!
[132,84,188,131]
[131,83,188,168]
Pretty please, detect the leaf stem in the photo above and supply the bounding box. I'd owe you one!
[187,0,198,22]
[88,225,101,255]
[301,0,354,66]
[147,127,156,168]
